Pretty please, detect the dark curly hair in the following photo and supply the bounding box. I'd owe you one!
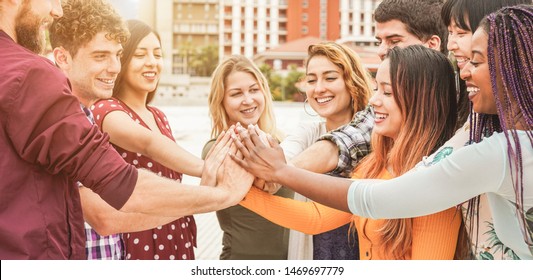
[49,0,129,56]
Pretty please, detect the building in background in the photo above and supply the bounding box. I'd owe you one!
[109,0,381,103]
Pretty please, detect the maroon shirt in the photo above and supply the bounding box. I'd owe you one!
[0,30,138,259]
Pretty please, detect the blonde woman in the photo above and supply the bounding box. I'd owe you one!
[201,55,293,260]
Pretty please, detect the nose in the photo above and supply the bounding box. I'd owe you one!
[369,92,381,107]
[242,93,254,105]
[108,55,121,74]
[313,79,326,94]
[51,0,63,19]
[145,53,157,66]
[447,36,458,52]
[460,61,472,81]
[377,42,388,61]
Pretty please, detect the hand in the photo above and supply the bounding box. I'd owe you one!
[217,135,254,205]
[230,124,287,183]
[201,127,233,186]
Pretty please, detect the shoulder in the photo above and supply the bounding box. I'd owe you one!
[201,138,217,159]
[91,98,129,126]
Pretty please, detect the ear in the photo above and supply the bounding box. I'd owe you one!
[52,46,72,72]
[425,35,442,52]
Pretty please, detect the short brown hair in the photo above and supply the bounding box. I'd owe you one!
[49,0,129,56]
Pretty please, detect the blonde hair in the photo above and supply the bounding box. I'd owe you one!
[208,55,281,139]
[306,42,373,113]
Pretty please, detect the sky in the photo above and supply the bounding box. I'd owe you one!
[108,0,139,19]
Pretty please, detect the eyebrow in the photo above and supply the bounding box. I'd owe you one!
[306,70,339,76]
[227,83,259,92]
[471,50,484,57]
[375,34,404,41]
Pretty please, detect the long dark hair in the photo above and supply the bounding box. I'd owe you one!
[480,4,533,253]
[355,45,458,259]
[113,19,162,104]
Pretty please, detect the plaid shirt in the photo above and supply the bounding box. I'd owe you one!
[317,105,374,177]
[80,105,124,260]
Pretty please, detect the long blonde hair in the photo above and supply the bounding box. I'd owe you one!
[306,42,373,113]
[208,55,281,139]
[353,46,458,259]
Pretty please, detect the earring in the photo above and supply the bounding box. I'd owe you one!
[303,98,318,117]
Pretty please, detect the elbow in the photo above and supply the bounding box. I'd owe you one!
[85,215,118,236]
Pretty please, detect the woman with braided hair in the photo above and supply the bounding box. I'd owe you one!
[231,4,533,260]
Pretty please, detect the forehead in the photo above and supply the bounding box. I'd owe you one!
[136,32,161,48]
[307,55,340,73]
[225,71,258,88]
[375,19,413,38]
[77,32,123,54]
[376,59,391,82]
[471,28,488,55]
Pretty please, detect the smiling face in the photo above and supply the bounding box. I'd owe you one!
[460,28,497,115]
[222,70,266,126]
[123,32,163,95]
[305,55,353,129]
[63,32,123,107]
[370,59,402,140]
[447,18,473,71]
[375,19,427,61]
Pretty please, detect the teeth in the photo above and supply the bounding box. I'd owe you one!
[316,97,333,103]
[242,107,256,113]
[456,57,469,63]
[143,72,156,77]
[375,113,388,120]
[467,87,479,93]
[98,79,114,85]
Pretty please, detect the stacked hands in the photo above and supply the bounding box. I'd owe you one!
[201,122,286,201]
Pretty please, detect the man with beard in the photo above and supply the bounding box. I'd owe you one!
[0,0,253,260]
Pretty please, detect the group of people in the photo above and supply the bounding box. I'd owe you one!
[0,0,532,261]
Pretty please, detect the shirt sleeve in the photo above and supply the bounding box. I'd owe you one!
[5,60,137,210]
[317,105,374,177]
[347,134,509,219]
[241,187,352,235]
[91,98,129,128]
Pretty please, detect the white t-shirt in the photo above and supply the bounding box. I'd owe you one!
[348,131,533,260]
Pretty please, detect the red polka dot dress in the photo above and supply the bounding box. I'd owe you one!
[91,98,197,260]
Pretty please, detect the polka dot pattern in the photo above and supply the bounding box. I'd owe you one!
[91,98,196,260]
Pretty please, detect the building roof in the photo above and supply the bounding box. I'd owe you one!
[253,36,381,72]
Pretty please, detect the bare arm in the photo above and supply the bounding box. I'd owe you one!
[79,186,180,236]
[290,140,339,173]
[120,136,254,217]
[101,110,204,177]
[231,125,353,212]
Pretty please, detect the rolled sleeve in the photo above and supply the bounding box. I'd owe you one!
[318,106,374,177]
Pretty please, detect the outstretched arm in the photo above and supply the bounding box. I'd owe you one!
[99,110,204,177]
[231,124,354,212]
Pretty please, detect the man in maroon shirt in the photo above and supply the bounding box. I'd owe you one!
[0,0,253,260]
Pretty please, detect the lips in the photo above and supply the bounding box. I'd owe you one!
[374,111,388,124]
[454,55,470,70]
[240,107,257,114]
[142,72,157,80]
[316,96,334,104]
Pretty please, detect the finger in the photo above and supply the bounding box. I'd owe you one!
[231,131,251,159]
[229,151,248,169]
[267,134,279,148]
[247,125,265,148]
[205,130,225,159]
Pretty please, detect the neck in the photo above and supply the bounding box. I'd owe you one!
[116,87,149,111]
[0,16,17,43]
[325,111,353,131]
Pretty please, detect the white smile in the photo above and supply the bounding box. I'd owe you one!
[97,78,115,85]
[241,107,257,114]
[467,87,480,98]
[375,112,388,120]
[142,72,157,78]
[316,96,334,104]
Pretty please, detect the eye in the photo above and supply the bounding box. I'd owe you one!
[306,79,316,84]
